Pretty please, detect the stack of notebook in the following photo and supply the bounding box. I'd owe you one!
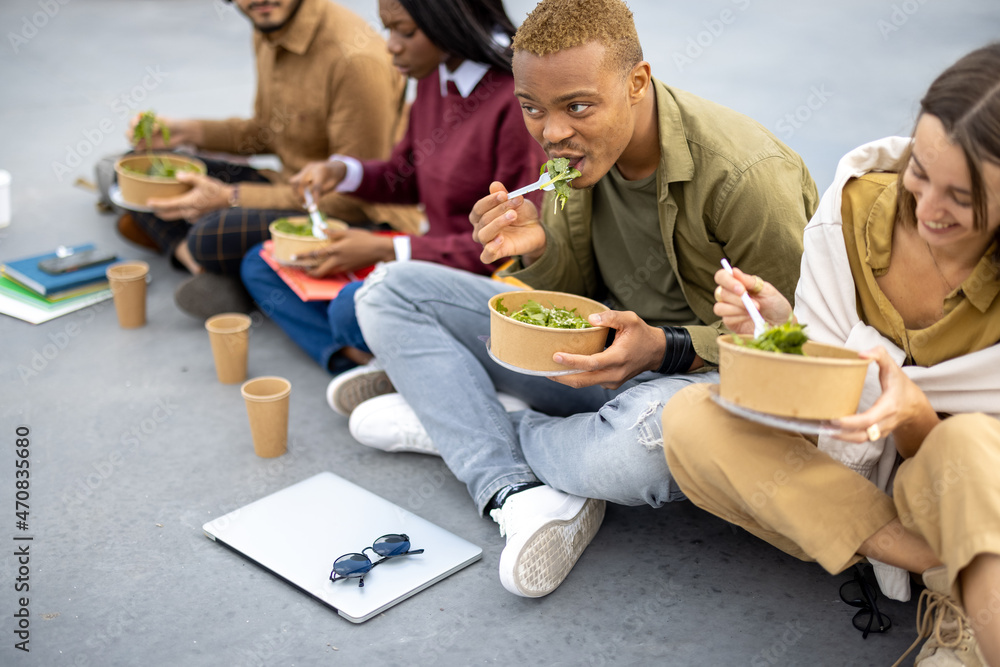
[0,244,116,324]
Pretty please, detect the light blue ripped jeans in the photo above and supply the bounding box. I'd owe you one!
[354,261,720,515]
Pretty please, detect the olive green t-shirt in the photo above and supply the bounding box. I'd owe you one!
[591,166,699,325]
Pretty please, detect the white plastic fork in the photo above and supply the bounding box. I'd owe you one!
[505,172,558,199]
[303,189,327,239]
[721,258,768,338]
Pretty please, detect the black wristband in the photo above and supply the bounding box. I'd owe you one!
[657,326,697,375]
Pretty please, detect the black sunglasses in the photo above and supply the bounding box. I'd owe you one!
[329,534,424,588]
[839,564,892,638]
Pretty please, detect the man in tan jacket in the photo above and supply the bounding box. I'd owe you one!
[118,0,414,317]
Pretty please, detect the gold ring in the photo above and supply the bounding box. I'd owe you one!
[866,424,881,441]
[714,286,724,302]
[750,275,764,295]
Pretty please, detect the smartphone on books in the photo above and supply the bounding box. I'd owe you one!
[38,249,118,275]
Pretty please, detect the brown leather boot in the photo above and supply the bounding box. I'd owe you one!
[116,213,159,251]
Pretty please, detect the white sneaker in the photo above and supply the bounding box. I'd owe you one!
[490,485,605,598]
[349,392,530,456]
[349,393,439,455]
[326,360,393,417]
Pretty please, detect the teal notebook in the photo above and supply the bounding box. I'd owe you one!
[2,244,115,296]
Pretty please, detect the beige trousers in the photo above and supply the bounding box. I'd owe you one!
[663,384,1000,588]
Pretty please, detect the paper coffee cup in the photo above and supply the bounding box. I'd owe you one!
[0,169,11,228]
[240,376,291,458]
[205,313,251,384]
[106,261,149,329]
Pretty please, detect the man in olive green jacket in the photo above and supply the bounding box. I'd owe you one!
[499,77,817,366]
[346,0,818,599]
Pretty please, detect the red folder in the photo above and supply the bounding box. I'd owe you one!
[259,241,377,302]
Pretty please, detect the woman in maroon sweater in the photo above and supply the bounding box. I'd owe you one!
[240,0,544,393]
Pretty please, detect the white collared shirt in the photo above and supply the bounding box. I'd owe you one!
[437,59,490,98]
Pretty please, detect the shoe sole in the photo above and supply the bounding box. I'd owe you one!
[499,497,605,598]
[329,370,394,416]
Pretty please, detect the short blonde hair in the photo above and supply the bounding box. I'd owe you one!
[512,0,643,74]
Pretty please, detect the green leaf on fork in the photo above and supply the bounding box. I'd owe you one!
[540,158,582,212]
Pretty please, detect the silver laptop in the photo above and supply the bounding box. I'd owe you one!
[203,472,482,623]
